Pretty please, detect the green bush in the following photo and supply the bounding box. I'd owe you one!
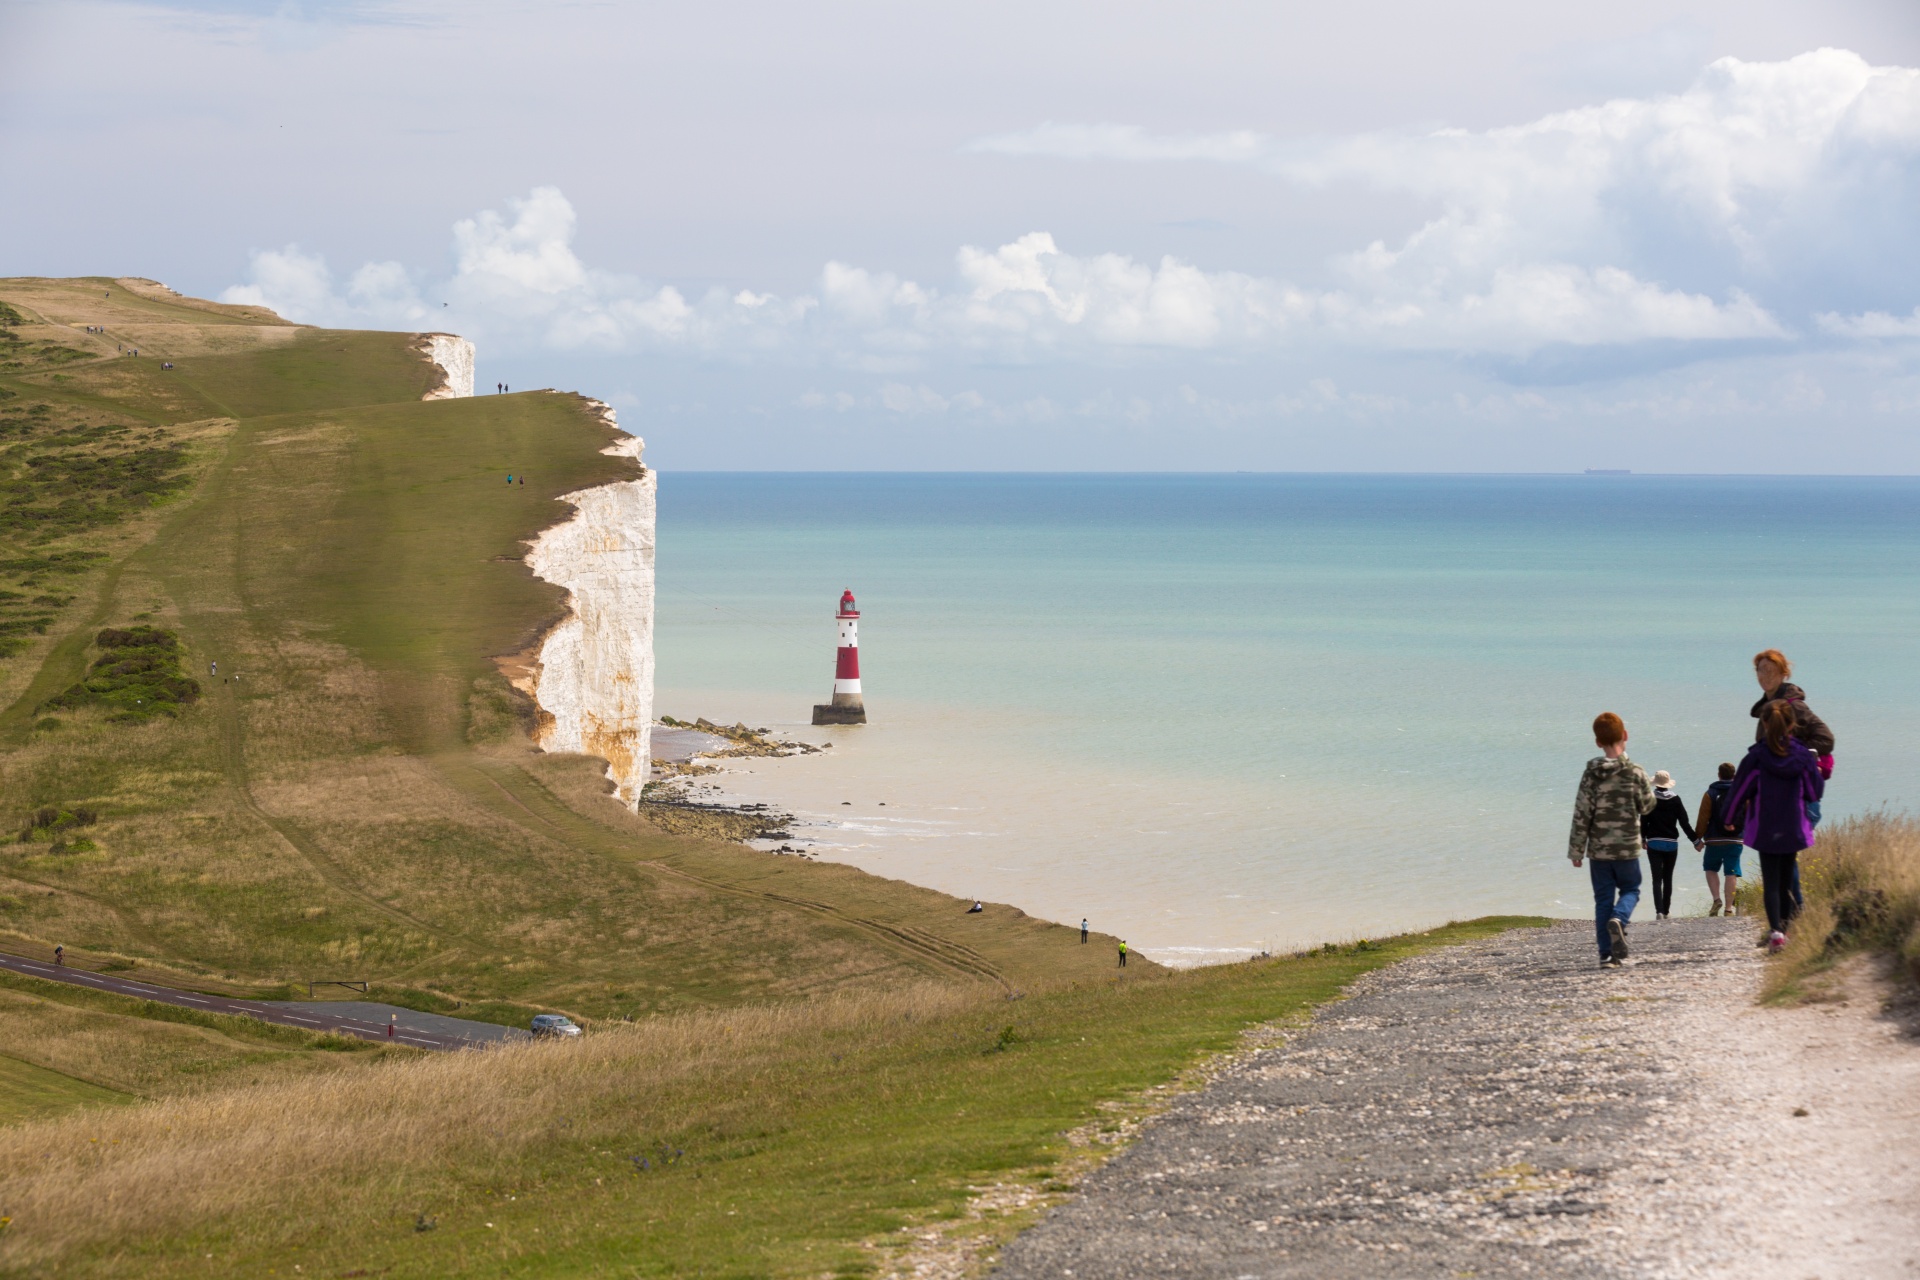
[39,626,200,721]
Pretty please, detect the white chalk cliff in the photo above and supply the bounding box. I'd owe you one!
[511,404,656,806]
[419,333,475,399]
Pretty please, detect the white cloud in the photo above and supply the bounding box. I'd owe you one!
[221,198,1785,360]
[966,49,1920,342]
[220,247,431,327]
[227,51,1920,368]
[1817,307,1920,338]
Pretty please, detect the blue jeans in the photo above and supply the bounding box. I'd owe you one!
[1590,858,1642,958]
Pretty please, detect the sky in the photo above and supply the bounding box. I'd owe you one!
[4,0,1920,471]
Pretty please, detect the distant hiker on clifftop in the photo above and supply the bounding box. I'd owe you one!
[1697,763,1744,916]
[1728,699,1824,954]
[1568,712,1655,968]
[1640,770,1701,921]
[1081,918,1088,944]
[1118,940,1127,968]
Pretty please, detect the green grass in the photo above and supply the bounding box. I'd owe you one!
[0,1053,131,1125]
[0,918,1547,1277]
[0,278,1553,1275]
[0,277,1138,1030]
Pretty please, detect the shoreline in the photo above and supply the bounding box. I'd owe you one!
[644,712,1292,966]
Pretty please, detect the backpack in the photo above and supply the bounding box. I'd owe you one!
[1705,780,1740,840]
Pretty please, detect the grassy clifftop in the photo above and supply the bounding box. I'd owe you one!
[0,277,1128,1040]
[0,276,1545,1277]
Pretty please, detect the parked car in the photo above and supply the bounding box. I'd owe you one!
[530,1013,581,1038]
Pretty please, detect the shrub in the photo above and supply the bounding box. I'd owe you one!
[39,625,199,721]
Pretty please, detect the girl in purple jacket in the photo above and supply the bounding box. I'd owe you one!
[1726,700,1825,953]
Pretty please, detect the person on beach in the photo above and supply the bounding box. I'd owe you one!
[1640,770,1702,920]
[1568,712,1655,968]
[1696,763,1744,915]
[1118,940,1127,968]
[1728,700,1824,953]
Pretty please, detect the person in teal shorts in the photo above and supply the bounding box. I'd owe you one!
[1696,762,1744,916]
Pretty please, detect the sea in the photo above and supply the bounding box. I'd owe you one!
[652,473,1920,965]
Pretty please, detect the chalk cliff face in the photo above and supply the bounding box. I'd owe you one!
[419,334,475,399]
[512,405,656,806]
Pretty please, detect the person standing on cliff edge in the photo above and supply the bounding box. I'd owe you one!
[1569,712,1656,968]
[1117,940,1127,968]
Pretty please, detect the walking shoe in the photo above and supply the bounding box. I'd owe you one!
[1726,904,1737,917]
[1602,955,1622,968]
[1607,918,1630,961]
[1768,931,1788,954]
[1709,900,1723,916]
[1657,913,1668,921]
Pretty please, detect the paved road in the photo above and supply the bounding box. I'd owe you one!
[995,918,1777,1280]
[0,953,527,1051]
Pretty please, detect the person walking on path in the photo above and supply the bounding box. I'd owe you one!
[1749,649,1834,915]
[1081,918,1089,944]
[1696,762,1745,915]
[1117,940,1127,968]
[1750,649,1833,821]
[1728,699,1824,954]
[1568,712,1656,968]
[53,945,63,967]
[1641,770,1702,920]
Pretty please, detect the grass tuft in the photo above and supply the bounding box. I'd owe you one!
[1755,812,1920,1000]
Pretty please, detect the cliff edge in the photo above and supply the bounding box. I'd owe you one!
[418,333,475,399]
[510,402,656,805]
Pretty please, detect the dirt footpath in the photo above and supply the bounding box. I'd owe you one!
[993,919,1920,1280]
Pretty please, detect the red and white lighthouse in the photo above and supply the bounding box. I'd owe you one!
[811,588,867,725]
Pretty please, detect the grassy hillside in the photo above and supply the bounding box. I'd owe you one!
[0,277,1129,1036]
[0,919,1544,1277]
[0,277,1544,1276]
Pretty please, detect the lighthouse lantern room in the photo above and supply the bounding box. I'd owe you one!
[811,588,867,725]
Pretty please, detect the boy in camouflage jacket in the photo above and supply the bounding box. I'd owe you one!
[1568,712,1656,967]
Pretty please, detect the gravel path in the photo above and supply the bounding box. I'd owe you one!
[994,918,1920,1279]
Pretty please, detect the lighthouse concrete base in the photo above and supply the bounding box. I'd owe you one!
[811,703,867,725]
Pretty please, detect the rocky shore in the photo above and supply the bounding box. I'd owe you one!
[640,717,823,849]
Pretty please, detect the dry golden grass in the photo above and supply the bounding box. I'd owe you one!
[0,919,1542,1277]
[1759,811,1920,999]
[0,981,979,1269]
[0,982,373,1098]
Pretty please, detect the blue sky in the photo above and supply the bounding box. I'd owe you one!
[4,0,1920,470]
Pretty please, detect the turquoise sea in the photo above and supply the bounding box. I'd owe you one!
[652,474,1920,963]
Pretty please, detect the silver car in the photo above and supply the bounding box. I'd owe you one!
[530,1013,581,1038]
